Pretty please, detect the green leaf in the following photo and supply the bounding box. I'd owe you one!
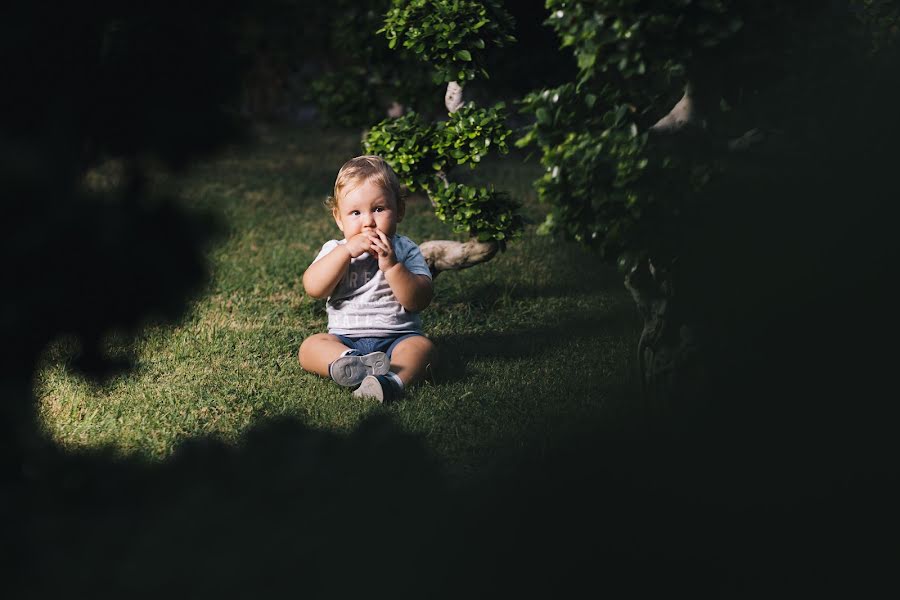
[455,49,472,61]
[577,52,596,70]
[515,130,535,148]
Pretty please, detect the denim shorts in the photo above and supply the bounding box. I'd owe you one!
[333,333,424,358]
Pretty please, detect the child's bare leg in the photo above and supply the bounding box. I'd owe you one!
[298,333,350,377]
[389,335,437,387]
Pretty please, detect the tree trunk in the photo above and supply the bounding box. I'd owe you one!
[445,81,464,113]
[418,238,499,278]
[417,82,501,278]
[630,79,759,411]
[412,83,502,278]
[623,258,707,412]
[651,81,765,151]
[650,84,700,133]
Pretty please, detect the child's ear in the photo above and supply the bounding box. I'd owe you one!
[332,207,345,232]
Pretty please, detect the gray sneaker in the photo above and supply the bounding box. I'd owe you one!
[352,374,398,404]
[329,352,389,387]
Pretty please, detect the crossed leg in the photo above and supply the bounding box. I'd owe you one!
[298,333,437,388]
[298,333,350,377]
[389,335,437,387]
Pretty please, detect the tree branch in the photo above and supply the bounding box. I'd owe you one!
[445,81,464,113]
[418,238,498,278]
[650,84,702,134]
[417,83,499,278]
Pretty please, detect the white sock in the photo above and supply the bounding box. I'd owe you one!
[386,371,404,393]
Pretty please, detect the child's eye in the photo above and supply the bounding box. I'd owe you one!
[375,207,384,212]
[351,210,360,216]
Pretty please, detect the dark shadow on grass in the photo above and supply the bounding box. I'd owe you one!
[455,277,628,311]
[438,259,630,310]
[430,302,639,385]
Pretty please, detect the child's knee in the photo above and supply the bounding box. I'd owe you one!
[421,337,438,363]
[298,333,333,366]
[396,335,437,364]
[297,337,311,367]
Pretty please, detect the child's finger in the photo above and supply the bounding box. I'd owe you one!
[376,230,393,252]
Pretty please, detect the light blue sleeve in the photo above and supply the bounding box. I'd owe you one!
[396,236,432,279]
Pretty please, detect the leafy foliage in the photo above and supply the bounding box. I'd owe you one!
[365,101,520,242]
[433,103,511,166]
[547,0,742,87]
[516,2,897,270]
[363,0,523,244]
[304,0,434,127]
[430,182,523,242]
[380,0,516,84]
[516,1,752,266]
[364,111,438,186]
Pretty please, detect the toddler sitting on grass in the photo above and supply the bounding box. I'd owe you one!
[298,155,436,402]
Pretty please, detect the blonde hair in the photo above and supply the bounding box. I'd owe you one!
[326,155,405,213]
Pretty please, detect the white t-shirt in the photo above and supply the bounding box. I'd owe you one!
[312,234,432,337]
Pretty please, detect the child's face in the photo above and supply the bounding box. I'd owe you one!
[333,178,403,239]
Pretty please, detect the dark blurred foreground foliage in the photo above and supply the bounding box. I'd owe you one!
[1,2,257,474]
[3,2,899,597]
[14,410,898,598]
[1,0,243,588]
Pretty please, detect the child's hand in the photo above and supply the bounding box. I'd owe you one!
[370,229,398,271]
[344,232,374,258]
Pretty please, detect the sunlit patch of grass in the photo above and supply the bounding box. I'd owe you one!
[35,124,640,478]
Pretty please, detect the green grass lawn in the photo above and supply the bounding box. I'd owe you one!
[34,123,640,480]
